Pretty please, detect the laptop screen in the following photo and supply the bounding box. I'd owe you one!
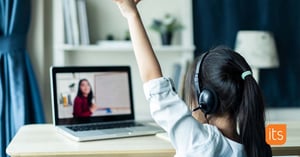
[51,66,135,125]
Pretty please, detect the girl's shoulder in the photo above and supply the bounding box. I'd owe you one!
[207,125,246,157]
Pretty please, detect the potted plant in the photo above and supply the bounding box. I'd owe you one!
[150,14,183,45]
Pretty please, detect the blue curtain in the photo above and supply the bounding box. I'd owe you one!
[0,0,45,156]
[193,0,300,107]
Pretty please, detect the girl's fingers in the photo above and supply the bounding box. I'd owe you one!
[113,0,140,6]
[134,0,141,4]
[113,0,138,3]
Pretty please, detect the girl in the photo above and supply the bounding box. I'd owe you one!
[73,79,98,117]
[114,0,272,157]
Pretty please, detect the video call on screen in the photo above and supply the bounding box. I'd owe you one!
[56,72,131,119]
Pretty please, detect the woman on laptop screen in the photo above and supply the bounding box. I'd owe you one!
[73,79,98,117]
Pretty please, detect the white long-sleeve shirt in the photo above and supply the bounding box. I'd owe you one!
[144,77,246,157]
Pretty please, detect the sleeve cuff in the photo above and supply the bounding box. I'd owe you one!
[143,77,176,100]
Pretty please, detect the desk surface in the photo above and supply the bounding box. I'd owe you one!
[6,124,175,157]
[6,122,300,157]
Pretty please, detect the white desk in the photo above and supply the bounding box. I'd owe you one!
[6,122,300,157]
[6,124,174,157]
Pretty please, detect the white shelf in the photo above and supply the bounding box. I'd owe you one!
[56,44,195,53]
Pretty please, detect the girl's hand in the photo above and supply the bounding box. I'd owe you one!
[90,104,98,113]
[113,0,141,18]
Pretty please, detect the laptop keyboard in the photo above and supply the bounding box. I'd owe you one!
[67,121,144,132]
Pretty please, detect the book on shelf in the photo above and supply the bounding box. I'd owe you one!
[77,0,90,45]
[62,0,90,45]
[63,0,74,44]
[69,0,80,45]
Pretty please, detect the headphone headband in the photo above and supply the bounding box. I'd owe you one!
[194,52,209,94]
[193,51,219,115]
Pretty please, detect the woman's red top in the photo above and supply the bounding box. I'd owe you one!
[73,96,92,117]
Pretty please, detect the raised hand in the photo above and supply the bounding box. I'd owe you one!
[113,0,141,18]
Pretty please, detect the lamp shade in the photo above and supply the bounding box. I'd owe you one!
[234,31,279,68]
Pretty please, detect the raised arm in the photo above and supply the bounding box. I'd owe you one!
[114,0,162,83]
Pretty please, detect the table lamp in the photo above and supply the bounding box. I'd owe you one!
[234,31,279,82]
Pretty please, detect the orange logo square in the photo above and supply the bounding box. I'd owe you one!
[265,124,287,145]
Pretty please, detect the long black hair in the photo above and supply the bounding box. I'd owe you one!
[77,79,94,107]
[185,46,272,157]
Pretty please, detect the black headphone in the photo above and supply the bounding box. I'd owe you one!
[193,52,219,115]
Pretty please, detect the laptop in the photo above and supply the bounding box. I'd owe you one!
[50,66,163,141]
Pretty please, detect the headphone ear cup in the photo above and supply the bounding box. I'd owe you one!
[198,89,219,114]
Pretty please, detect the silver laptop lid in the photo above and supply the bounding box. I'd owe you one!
[50,66,135,126]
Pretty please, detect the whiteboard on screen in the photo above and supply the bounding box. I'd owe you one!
[94,72,131,109]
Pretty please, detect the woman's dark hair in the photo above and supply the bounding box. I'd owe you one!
[185,46,272,157]
[77,79,93,107]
